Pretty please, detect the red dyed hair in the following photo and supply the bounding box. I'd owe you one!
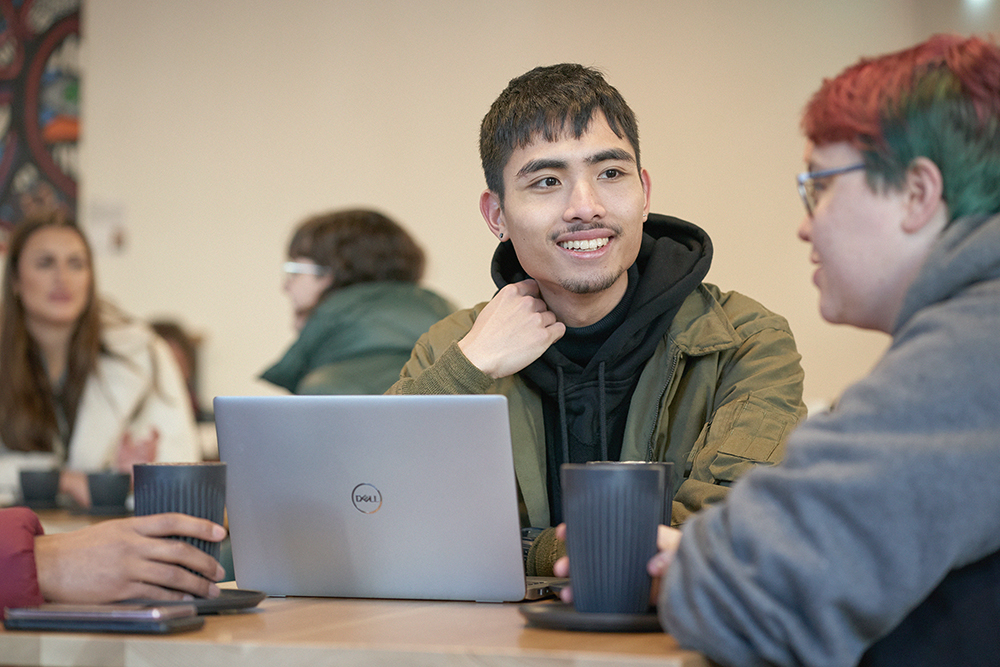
[803,34,1000,149]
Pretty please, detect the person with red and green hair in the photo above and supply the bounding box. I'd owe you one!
[557,34,1000,667]
[802,34,1000,225]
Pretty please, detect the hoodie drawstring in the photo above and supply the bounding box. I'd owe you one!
[557,365,569,468]
[598,361,608,461]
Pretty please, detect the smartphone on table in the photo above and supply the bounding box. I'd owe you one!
[3,603,204,634]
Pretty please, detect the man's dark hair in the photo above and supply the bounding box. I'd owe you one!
[479,63,640,205]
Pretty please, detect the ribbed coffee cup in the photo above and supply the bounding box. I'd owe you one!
[133,462,226,560]
[562,462,671,614]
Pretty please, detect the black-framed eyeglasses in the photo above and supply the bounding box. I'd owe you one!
[796,163,866,216]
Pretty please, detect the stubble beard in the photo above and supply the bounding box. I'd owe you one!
[558,267,625,295]
[550,221,630,295]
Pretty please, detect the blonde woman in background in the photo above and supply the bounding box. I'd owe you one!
[0,214,199,507]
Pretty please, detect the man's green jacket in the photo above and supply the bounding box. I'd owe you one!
[389,282,806,573]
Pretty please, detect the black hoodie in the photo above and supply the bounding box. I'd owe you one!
[490,213,713,524]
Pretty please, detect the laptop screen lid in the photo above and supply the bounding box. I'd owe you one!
[214,394,528,602]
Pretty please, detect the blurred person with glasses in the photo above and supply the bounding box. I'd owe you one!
[261,209,453,395]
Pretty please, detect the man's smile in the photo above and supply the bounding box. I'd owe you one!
[558,237,610,251]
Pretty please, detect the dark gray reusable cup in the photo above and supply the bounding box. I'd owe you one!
[133,462,226,560]
[87,470,131,509]
[19,468,61,507]
[561,461,673,614]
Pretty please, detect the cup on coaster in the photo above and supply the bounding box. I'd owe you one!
[561,461,673,614]
[19,468,61,508]
[87,470,131,510]
[133,462,226,560]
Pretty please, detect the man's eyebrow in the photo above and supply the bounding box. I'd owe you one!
[588,148,635,165]
[515,158,566,179]
[514,149,635,179]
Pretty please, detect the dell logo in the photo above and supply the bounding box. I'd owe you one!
[352,483,382,513]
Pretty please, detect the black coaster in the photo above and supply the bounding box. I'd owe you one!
[126,588,266,615]
[519,601,661,632]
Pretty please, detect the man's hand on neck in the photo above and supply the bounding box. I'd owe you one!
[458,279,566,379]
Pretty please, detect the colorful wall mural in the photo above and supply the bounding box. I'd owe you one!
[0,0,80,232]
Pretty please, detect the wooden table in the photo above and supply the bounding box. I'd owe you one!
[1,591,710,667]
[6,510,709,666]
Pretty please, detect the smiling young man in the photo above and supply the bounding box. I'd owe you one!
[388,64,807,575]
[635,35,1000,667]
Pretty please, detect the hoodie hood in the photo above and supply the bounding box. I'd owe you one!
[490,213,711,522]
[894,213,1000,333]
[490,212,713,373]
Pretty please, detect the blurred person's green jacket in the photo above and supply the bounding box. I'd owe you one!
[262,281,454,395]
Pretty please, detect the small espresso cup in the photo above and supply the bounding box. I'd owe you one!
[19,468,61,508]
[561,461,673,614]
[133,462,226,560]
[87,471,132,511]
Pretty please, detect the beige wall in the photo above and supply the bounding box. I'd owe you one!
[78,0,995,406]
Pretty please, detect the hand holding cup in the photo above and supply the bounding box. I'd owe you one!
[133,462,226,561]
[557,462,672,614]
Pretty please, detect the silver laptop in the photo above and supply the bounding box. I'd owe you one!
[215,394,550,602]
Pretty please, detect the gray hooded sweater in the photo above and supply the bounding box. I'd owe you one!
[659,213,1000,667]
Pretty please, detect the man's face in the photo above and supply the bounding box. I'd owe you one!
[797,141,917,332]
[483,111,650,324]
